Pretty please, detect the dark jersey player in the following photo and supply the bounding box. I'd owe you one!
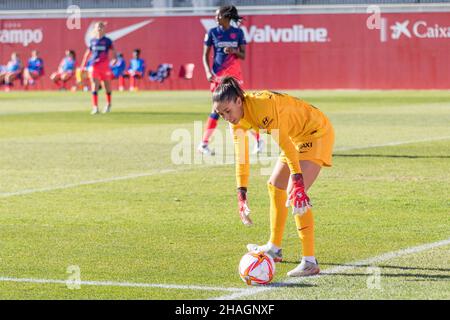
[198,5,263,156]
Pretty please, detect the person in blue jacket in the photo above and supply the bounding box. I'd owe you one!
[110,52,126,91]
[23,50,44,88]
[126,49,145,91]
[0,52,23,91]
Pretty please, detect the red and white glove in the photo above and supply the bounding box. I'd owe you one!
[237,187,253,226]
[286,174,312,215]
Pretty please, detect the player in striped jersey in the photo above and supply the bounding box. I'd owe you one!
[198,5,263,156]
[80,21,117,114]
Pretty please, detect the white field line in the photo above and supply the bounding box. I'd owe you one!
[0,169,179,198]
[1,237,448,295]
[1,135,449,199]
[0,277,246,293]
[0,165,214,198]
[211,237,450,300]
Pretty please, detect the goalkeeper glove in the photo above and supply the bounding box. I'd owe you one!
[237,187,253,226]
[286,173,312,215]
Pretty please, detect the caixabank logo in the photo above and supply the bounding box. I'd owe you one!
[380,18,450,42]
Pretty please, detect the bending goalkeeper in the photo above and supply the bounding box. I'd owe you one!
[213,77,335,277]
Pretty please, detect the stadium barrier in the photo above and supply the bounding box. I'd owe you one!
[0,4,449,90]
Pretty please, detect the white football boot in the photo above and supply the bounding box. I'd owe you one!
[90,107,99,115]
[103,104,112,113]
[252,139,265,155]
[247,242,283,263]
[197,143,215,156]
[287,257,320,277]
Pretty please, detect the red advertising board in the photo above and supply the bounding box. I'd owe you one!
[0,11,449,90]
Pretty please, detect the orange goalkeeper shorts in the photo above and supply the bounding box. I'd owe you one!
[279,123,335,168]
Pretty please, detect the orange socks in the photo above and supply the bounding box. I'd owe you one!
[294,209,315,257]
[266,184,315,258]
[267,183,288,248]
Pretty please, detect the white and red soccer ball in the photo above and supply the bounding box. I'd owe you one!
[238,251,275,285]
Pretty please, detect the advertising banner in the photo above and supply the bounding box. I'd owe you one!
[1,11,449,90]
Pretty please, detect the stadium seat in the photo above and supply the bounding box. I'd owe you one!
[179,63,195,80]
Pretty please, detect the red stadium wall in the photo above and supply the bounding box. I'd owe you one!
[0,11,449,90]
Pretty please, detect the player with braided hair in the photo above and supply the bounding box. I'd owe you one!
[198,5,264,156]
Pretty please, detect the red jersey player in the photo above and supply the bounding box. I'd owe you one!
[80,21,116,114]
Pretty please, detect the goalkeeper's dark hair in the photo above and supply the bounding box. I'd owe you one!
[212,76,245,104]
[218,5,244,24]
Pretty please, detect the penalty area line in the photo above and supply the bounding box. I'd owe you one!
[211,237,450,300]
[0,277,247,293]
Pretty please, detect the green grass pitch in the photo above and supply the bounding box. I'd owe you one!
[0,90,449,299]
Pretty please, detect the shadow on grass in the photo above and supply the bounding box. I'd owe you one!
[267,282,316,288]
[323,272,449,281]
[317,262,450,281]
[321,262,450,273]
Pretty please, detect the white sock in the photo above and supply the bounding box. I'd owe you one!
[267,242,280,251]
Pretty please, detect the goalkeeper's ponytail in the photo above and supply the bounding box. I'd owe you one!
[212,76,245,104]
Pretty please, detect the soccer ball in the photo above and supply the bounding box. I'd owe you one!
[238,251,275,285]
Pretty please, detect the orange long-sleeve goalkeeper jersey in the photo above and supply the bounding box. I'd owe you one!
[231,90,331,188]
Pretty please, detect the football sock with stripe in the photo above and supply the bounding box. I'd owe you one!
[202,112,219,145]
[294,208,315,257]
[252,131,260,142]
[91,91,98,108]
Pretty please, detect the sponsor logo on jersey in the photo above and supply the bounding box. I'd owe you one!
[217,41,238,48]
[91,45,107,51]
[261,116,274,128]
[299,142,313,149]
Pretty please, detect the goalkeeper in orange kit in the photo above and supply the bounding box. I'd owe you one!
[213,76,335,277]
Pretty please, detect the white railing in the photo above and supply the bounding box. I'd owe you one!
[1,3,450,19]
